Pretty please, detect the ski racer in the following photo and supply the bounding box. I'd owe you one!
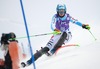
[0,32,16,69]
[21,4,90,67]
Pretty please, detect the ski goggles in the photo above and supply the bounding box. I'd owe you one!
[58,9,65,14]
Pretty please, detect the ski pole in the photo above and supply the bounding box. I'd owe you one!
[9,31,61,40]
[8,32,53,40]
[28,31,61,37]
[88,30,97,40]
[16,32,53,39]
[15,32,53,39]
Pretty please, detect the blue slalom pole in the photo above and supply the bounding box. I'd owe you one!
[20,0,36,69]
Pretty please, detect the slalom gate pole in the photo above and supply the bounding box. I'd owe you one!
[20,0,36,69]
[88,30,97,41]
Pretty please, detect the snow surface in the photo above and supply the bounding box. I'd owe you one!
[0,0,100,69]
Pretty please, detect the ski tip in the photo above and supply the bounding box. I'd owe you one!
[55,44,80,55]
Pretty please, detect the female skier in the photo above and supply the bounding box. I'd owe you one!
[21,4,90,67]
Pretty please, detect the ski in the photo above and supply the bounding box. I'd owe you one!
[55,44,79,55]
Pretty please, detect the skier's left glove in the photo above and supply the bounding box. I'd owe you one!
[82,24,90,30]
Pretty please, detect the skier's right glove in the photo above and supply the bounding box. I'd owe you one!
[82,24,90,30]
[53,29,61,35]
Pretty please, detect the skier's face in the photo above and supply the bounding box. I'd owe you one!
[58,9,65,17]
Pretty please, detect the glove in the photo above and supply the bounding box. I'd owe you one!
[52,29,61,35]
[21,62,27,68]
[82,24,90,30]
[54,29,60,32]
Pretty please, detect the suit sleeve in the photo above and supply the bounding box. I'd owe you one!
[70,16,83,27]
[50,15,57,31]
